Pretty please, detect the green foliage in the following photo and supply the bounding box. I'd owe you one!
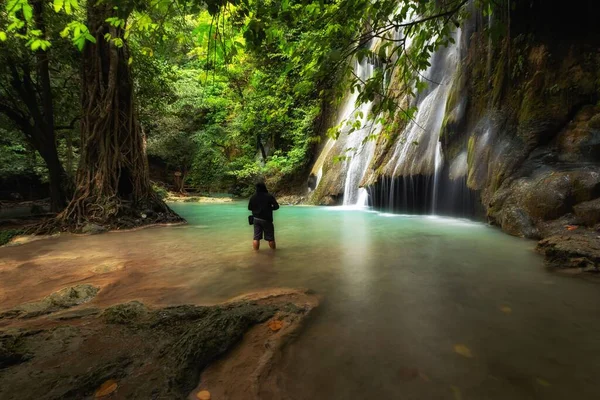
[60,21,95,50]
[152,183,169,200]
[52,0,80,15]
[0,1,80,191]
[0,126,48,180]
[136,5,332,194]
[3,0,91,51]
[0,0,497,199]
[0,229,22,246]
[0,128,32,179]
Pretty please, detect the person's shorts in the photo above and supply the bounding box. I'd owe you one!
[253,218,275,241]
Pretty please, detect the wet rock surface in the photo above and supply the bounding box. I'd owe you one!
[0,284,99,320]
[166,194,233,203]
[451,33,600,270]
[574,198,600,227]
[277,195,307,206]
[487,168,600,234]
[0,289,319,400]
[303,8,600,273]
[81,223,108,235]
[488,166,600,269]
[537,230,600,270]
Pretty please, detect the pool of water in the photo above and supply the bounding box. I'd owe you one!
[1,202,600,399]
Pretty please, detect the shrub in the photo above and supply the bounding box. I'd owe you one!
[0,229,22,246]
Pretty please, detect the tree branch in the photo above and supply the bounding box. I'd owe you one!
[0,103,35,140]
[55,116,80,130]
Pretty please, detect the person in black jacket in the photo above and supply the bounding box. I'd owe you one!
[248,182,280,250]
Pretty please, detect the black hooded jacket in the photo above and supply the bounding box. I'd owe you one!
[248,184,279,222]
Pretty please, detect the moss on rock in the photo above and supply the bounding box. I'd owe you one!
[0,230,22,246]
[0,293,317,400]
[1,284,100,320]
[101,301,148,325]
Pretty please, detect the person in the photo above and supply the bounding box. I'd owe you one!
[248,182,279,250]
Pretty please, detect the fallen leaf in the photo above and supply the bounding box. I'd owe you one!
[454,344,473,358]
[95,379,118,398]
[536,378,551,387]
[268,319,283,332]
[566,225,578,231]
[500,305,512,314]
[196,390,211,400]
[418,371,431,382]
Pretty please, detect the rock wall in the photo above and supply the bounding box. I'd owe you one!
[442,1,600,239]
[308,0,600,267]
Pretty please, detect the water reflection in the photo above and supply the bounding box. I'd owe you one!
[1,203,600,399]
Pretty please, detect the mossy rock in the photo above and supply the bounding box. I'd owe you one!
[0,299,303,399]
[537,231,600,269]
[1,284,100,319]
[0,229,22,246]
[588,114,600,130]
[499,205,540,239]
[0,334,31,369]
[102,301,148,325]
[573,198,600,227]
[521,172,573,221]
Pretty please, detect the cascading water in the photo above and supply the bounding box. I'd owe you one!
[309,21,471,215]
[309,138,334,192]
[385,29,462,213]
[339,42,382,206]
[308,28,401,206]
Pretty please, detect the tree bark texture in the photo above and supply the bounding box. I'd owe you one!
[52,0,182,230]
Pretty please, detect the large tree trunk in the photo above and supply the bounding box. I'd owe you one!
[0,99,69,212]
[32,0,69,212]
[4,65,71,212]
[52,0,182,231]
[37,135,70,212]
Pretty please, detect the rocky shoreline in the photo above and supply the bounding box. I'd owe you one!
[166,193,234,203]
[0,287,318,400]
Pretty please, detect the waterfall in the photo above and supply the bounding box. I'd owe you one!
[310,23,465,214]
[310,138,334,192]
[339,42,381,206]
[382,29,462,214]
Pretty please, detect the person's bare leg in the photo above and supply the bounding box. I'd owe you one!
[253,240,260,251]
[268,241,276,250]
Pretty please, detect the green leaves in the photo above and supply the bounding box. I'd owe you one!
[106,17,126,29]
[2,0,86,51]
[22,2,33,21]
[28,38,51,51]
[61,21,96,51]
[53,0,80,15]
[5,0,33,21]
[416,80,428,93]
[53,0,64,13]
[22,26,52,50]
[0,32,7,42]
[243,19,266,48]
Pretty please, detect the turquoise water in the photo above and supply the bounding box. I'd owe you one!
[171,203,600,400]
[2,202,600,399]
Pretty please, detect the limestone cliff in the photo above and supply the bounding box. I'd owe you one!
[308,0,600,268]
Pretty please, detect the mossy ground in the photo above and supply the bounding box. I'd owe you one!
[0,290,317,400]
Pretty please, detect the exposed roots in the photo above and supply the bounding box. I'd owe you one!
[31,194,183,234]
[30,0,184,235]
